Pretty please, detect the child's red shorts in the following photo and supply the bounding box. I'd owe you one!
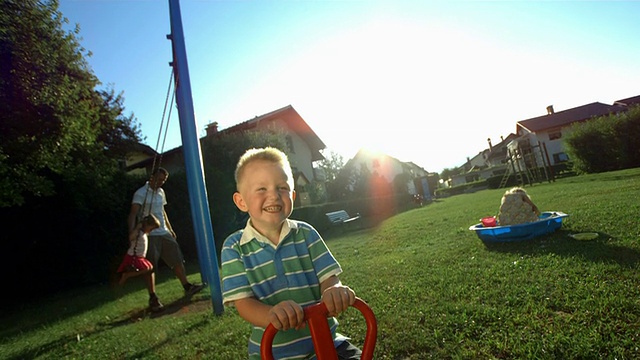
[117,255,153,273]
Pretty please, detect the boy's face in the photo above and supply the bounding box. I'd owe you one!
[233,160,295,235]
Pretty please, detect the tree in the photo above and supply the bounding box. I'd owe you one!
[440,167,461,185]
[94,88,143,161]
[316,150,345,182]
[0,0,141,206]
[306,150,345,203]
[0,0,144,304]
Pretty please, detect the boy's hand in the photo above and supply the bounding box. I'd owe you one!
[322,285,355,317]
[268,300,305,331]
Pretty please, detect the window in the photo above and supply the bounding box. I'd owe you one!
[286,135,295,154]
[548,128,562,140]
[553,152,569,163]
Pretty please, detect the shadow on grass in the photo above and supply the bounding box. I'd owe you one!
[3,335,78,360]
[101,295,212,328]
[481,230,640,268]
[118,315,214,359]
[0,263,202,343]
[3,295,212,360]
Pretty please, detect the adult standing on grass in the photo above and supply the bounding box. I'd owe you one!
[128,167,204,306]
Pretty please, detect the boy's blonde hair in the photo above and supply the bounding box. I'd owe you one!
[141,214,160,229]
[234,147,294,189]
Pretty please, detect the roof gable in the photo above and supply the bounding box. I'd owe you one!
[486,133,517,161]
[212,105,326,161]
[345,149,430,179]
[128,105,326,171]
[517,102,621,133]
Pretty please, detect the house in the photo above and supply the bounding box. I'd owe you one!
[127,105,326,206]
[204,105,326,186]
[485,134,519,168]
[514,102,624,166]
[449,134,517,187]
[124,143,157,176]
[446,94,639,188]
[613,95,640,108]
[342,149,436,198]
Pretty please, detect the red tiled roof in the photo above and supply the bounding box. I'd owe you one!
[517,102,622,133]
[129,105,326,170]
[614,95,640,107]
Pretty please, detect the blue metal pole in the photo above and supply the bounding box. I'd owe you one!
[167,0,223,315]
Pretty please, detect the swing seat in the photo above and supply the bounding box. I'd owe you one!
[260,297,377,360]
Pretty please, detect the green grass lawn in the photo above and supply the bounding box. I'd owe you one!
[2,168,639,359]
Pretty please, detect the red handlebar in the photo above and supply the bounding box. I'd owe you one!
[260,297,377,360]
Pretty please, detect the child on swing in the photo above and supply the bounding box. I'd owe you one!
[117,214,164,312]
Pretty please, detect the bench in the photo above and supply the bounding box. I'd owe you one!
[325,210,361,226]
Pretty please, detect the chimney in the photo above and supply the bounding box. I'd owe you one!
[546,105,554,115]
[206,121,219,137]
[487,138,493,152]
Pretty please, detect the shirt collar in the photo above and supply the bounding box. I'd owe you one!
[145,182,161,192]
[239,218,298,247]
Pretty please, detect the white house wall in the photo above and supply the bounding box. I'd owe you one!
[538,129,569,165]
[469,151,488,168]
[517,128,567,166]
[256,118,316,183]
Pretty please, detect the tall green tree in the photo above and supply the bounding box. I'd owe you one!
[316,150,345,182]
[0,0,144,303]
[307,150,345,203]
[0,0,141,206]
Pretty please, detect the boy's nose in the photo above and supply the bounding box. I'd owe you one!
[266,188,281,199]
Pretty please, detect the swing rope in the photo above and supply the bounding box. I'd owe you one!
[150,67,176,179]
[138,68,176,224]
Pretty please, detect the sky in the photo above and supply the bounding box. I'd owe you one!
[58,0,640,173]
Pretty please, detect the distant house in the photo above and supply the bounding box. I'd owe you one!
[342,149,436,198]
[514,102,625,166]
[447,95,639,188]
[450,134,517,187]
[485,134,519,168]
[461,134,518,170]
[127,105,326,206]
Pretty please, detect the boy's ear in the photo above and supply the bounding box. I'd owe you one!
[292,189,296,202]
[232,192,248,212]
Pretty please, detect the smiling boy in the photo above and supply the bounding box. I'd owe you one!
[221,147,362,359]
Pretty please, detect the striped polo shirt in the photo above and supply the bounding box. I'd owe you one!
[221,219,345,359]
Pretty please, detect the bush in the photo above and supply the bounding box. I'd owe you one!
[485,174,519,189]
[564,105,640,173]
[435,179,488,197]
